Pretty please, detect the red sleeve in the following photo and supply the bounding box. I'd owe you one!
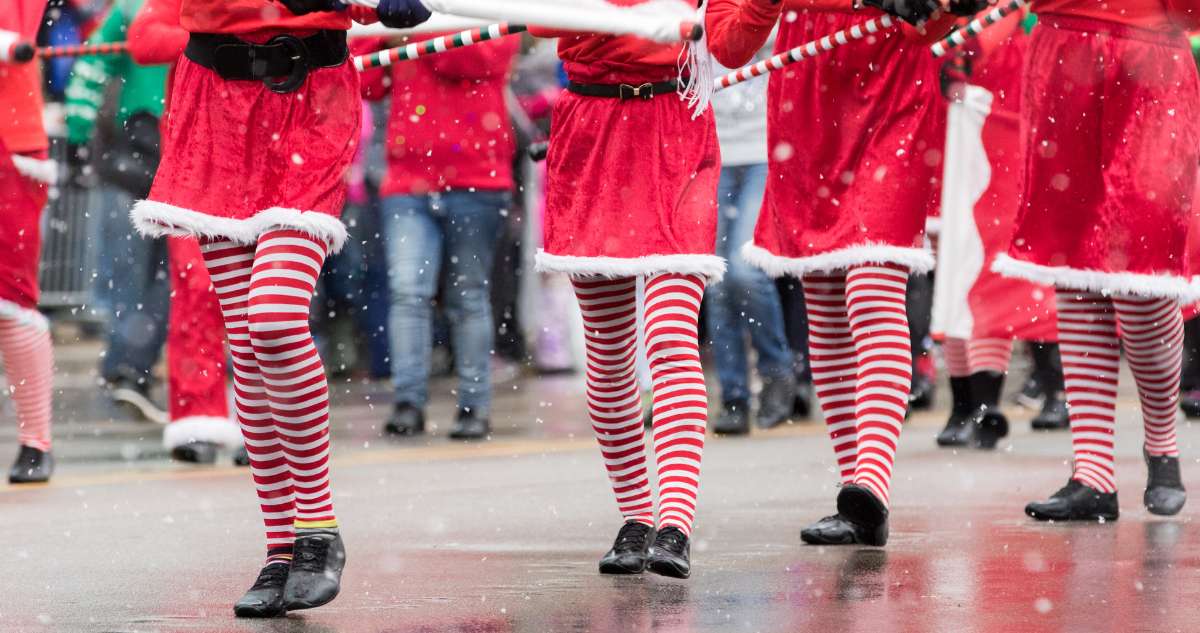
[1166,0,1200,30]
[128,0,187,65]
[347,6,379,25]
[705,0,784,68]
[426,36,520,81]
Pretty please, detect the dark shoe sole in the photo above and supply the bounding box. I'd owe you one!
[598,560,646,575]
[1024,505,1120,522]
[1145,489,1187,516]
[800,529,856,546]
[712,424,751,436]
[384,424,425,437]
[233,604,286,618]
[973,415,1009,450]
[1030,420,1069,431]
[284,587,340,612]
[8,474,51,484]
[646,557,690,579]
[448,431,489,440]
[170,445,219,465]
[837,486,888,547]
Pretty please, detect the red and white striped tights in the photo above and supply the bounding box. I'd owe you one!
[201,230,337,561]
[1057,291,1182,494]
[572,273,707,536]
[942,336,1013,377]
[803,264,912,508]
[0,317,53,452]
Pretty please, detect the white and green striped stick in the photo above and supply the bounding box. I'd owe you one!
[353,22,525,70]
[930,0,1027,58]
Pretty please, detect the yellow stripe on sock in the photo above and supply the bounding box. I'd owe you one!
[294,519,339,530]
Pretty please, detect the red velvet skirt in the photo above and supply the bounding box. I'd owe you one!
[132,56,361,253]
[0,141,49,326]
[536,89,724,281]
[744,10,944,277]
[994,16,1200,300]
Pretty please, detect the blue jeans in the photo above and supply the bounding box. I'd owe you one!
[705,163,792,403]
[383,191,508,414]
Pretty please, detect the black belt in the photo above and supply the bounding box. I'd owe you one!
[185,31,348,94]
[567,80,678,101]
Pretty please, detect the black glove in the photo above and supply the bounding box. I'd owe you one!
[862,0,940,25]
[947,0,991,16]
[939,53,972,100]
[376,0,432,29]
[275,0,344,16]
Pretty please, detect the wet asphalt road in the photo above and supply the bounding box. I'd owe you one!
[1,350,1198,632]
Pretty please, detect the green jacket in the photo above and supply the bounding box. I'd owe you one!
[63,0,169,145]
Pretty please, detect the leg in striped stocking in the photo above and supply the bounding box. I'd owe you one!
[967,337,1014,375]
[802,272,858,484]
[1112,295,1186,515]
[1025,290,1120,522]
[1,317,55,483]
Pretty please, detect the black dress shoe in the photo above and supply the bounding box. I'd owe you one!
[713,400,750,435]
[1031,392,1069,430]
[385,403,426,436]
[449,408,490,440]
[1025,480,1119,522]
[598,520,655,574]
[284,530,346,610]
[646,527,691,579]
[835,484,889,546]
[1180,388,1200,419]
[234,563,290,618]
[233,445,251,467]
[909,373,935,411]
[756,376,796,429]
[936,376,974,447]
[801,514,868,545]
[792,382,813,419]
[9,445,53,484]
[1144,450,1186,516]
[171,440,219,464]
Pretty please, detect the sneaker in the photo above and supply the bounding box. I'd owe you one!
[756,375,796,429]
[1144,450,1186,516]
[106,376,168,424]
[283,530,346,611]
[385,403,425,437]
[1025,480,1119,522]
[233,563,290,618]
[449,407,490,440]
[792,382,813,419]
[8,445,53,484]
[646,527,691,579]
[598,520,655,574]
[713,399,751,436]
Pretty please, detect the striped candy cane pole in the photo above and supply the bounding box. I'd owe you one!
[354,23,527,70]
[930,0,1027,58]
[37,42,130,58]
[716,14,897,91]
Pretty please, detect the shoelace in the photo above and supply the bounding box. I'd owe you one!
[292,535,332,573]
[250,564,290,590]
[653,528,687,554]
[612,523,653,553]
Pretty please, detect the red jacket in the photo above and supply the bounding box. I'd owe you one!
[129,0,189,65]
[361,36,520,196]
[1033,0,1200,30]
[0,0,48,154]
[179,0,376,38]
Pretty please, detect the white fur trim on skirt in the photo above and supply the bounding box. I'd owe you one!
[992,254,1197,301]
[10,154,59,185]
[535,250,727,283]
[741,242,936,278]
[131,200,349,254]
[0,298,49,332]
[162,415,243,450]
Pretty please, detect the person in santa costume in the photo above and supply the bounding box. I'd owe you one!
[0,0,55,484]
[930,10,1062,450]
[127,0,433,617]
[995,0,1200,523]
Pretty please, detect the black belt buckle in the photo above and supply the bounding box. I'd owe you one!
[618,83,656,101]
[263,34,310,94]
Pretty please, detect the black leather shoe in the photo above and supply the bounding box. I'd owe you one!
[1144,450,1186,516]
[449,408,490,440]
[646,527,691,579]
[598,520,655,574]
[713,400,750,435]
[800,514,871,545]
[1180,388,1200,419]
[1025,480,1119,522]
[835,484,889,546]
[936,376,975,447]
[385,403,425,436]
[967,371,1009,450]
[234,563,290,618]
[8,445,53,484]
[792,382,813,419]
[1031,392,1069,430]
[756,376,796,429]
[284,530,346,610]
[233,445,251,467]
[171,440,219,464]
[909,373,935,411]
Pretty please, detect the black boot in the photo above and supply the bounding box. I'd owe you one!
[908,371,935,411]
[385,403,425,436]
[171,440,219,464]
[792,381,813,419]
[8,445,53,484]
[449,407,490,440]
[233,562,290,618]
[1144,450,1186,516]
[800,513,882,546]
[1025,480,1119,522]
[966,371,1008,450]
[1031,391,1069,431]
[835,484,888,546]
[936,376,975,447]
[598,520,654,574]
[756,375,796,429]
[1180,388,1200,419]
[646,526,691,579]
[713,399,751,435]
[283,530,346,610]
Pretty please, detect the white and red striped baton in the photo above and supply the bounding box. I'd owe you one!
[716,14,898,91]
[354,22,526,70]
[930,0,1027,58]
